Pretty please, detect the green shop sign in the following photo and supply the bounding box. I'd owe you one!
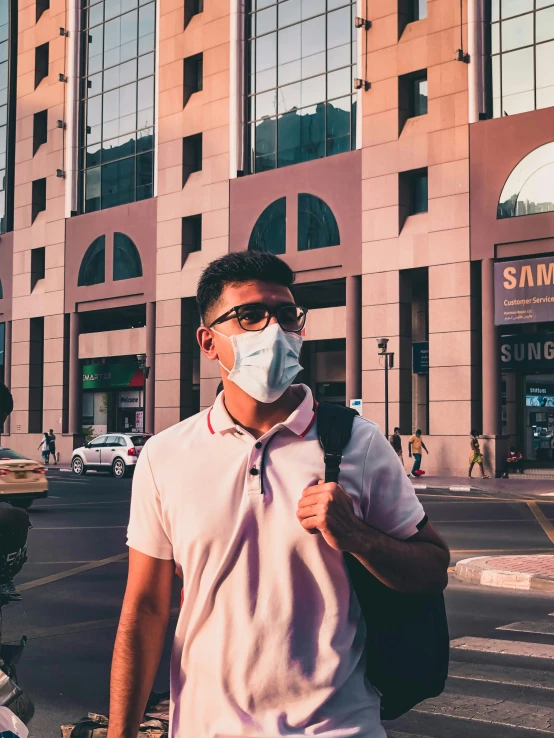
[82,363,144,390]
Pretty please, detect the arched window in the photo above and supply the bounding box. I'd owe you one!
[298,194,340,250]
[248,198,286,254]
[78,236,106,286]
[113,233,143,281]
[498,143,554,219]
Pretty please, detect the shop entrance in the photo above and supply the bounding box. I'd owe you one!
[524,375,554,462]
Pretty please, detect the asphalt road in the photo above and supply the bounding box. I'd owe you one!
[4,471,554,737]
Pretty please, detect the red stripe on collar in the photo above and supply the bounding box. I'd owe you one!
[207,408,215,435]
[299,401,318,438]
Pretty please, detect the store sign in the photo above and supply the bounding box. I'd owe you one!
[82,363,144,390]
[500,333,554,371]
[413,342,429,375]
[118,391,141,408]
[136,411,144,431]
[495,255,554,325]
[349,399,363,416]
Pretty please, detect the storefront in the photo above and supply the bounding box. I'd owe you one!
[496,255,554,464]
[82,360,144,436]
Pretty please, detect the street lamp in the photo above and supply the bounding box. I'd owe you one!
[136,354,150,433]
[376,338,394,440]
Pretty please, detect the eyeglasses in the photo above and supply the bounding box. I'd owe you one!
[209,302,308,333]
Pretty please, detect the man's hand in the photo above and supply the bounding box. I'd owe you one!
[297,481,365,552]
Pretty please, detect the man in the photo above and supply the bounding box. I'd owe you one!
[390,426,403,467]
[108,252,449,738]
[408,429,428,478]
[48,429,57,465]
[503,446,524,478]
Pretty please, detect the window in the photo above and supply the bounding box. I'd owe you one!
[36,0,49,22]
[182,133,202,186]
[89,436,106,447]
[182,214,202,264]
[78,235,106,286]
[0,2,15,235]
[28,317,44,434]
[35,42,49,89]
[113,232,143,280]
[184,0,203,28]
[33,110,48,155]
[399,70,427,129]
[298,193,340,250]
[400,168,428,224]
[183,53,203,106]
[31,247,45,291]
[248,197,286,254]
[31,178,46,222]
[498,142,554,217]
[491,0,554,117]
[247,0,357,174]
[0,279,3,299]
[81,1,156,212]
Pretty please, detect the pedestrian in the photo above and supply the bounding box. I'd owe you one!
[48,429,57,465]
[107,251,449,738]
[390,426,404,467]
[502,446,524,478]
[37,432,49,465]
[468,429,489,479]
[408,429,428,477]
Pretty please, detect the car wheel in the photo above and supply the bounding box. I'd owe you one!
[72,456,86,475]
[12,500,32,510]
[112,457,126,478]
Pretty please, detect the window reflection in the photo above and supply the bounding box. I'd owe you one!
[498,143,554,218]
[247,0,356,173]
[298,193,340,250]
[82,0,156,212]
[0,2,10,233]
[248,198,286,254]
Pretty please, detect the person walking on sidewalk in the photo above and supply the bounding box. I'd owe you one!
[48,429,57,465]
[37,432,49,465]
[408,429,428,477]
[469,429,489,479]
[107,251,449,738]
[390,427,404,468]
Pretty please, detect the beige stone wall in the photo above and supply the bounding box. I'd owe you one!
[155,0,232,429]
[361,0,473,473]
[78,328,147,360]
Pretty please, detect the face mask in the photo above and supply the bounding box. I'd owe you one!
[213,323,303,403]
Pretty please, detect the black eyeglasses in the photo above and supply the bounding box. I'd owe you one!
[209,303,308,333]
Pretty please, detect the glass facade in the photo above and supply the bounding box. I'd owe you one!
[0,2,12,233]
[498,142,554,217]
[247,0,357,174]
[82,0,156,213]
[491,0,554,117]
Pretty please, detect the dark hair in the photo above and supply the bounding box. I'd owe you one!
[196,251,295,323]
[394,427,400,433]
[416,429,422,435]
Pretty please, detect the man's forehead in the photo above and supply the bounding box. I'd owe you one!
[219,281,294,307]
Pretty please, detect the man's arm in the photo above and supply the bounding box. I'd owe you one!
[408,441,412,457]
[422,442,429,454]
[107,549,174,738]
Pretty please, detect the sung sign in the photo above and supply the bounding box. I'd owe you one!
[495,255,554,325]
[500,333,554,371]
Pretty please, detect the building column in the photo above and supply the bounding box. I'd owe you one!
[346,275,362,406]
[482,258,501,437]
[68,312,80,436]
[146,301,156,435]
[3,321,11,435]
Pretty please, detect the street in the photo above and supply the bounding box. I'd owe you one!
[4,471,554,738]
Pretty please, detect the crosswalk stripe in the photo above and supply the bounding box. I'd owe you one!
[414,693,554,733]
[449,661,554,691]
[498,621,554,637]
[451,637,554,660]
[389,733,432,738]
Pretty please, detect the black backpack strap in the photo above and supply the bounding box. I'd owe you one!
[317,402,358,483]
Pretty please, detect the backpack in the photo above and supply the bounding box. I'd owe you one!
[317,402,450,721]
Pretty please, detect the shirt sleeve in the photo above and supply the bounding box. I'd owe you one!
[127,442,174,560]
[362,426,427,540]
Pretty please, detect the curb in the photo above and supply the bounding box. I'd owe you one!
[413,484,473,493]
[454,556,554,593]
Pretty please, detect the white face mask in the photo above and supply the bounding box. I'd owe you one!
[213,323,303,403]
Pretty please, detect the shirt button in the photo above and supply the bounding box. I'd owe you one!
[255,442,262,449]
[250,467,259,476]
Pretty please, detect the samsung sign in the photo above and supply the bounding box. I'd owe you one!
[495,255,554,325]
[500,334,554,371]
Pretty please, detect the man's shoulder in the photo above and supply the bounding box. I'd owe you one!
[144,408,211,460]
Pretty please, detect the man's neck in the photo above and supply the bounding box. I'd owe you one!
[222,384,304,439]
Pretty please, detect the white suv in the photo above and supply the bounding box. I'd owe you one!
[71,434,152,478]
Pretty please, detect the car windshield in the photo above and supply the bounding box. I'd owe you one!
[130,435,151,447]
[0,447,27,460]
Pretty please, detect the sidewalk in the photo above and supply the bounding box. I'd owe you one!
[412,475,554,499]
[455,554,554,593]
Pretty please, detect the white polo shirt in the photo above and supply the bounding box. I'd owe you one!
[127,385,426,738]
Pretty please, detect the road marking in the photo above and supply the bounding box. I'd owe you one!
[18,552,128,592]
[450,548,554,554]
[28,561,97,565]
[498,621,554,636]
[418,494,530,502]
[33,499,129,508]
[449,661,554,691]
[31,525,127,530]
[389,733,433,738]
[451,636,554,660]
[527,501,554,546]
[414,692,554,733]
[435,519,554,523]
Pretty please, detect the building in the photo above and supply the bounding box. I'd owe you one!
[0,0,552,475]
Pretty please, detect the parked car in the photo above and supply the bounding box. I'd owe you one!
[0,447,48,509]
[71,433,152,478]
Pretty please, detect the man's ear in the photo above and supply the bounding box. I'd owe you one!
[197,326,218,361]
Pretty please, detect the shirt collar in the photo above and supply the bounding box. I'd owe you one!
[207,384,316,438]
